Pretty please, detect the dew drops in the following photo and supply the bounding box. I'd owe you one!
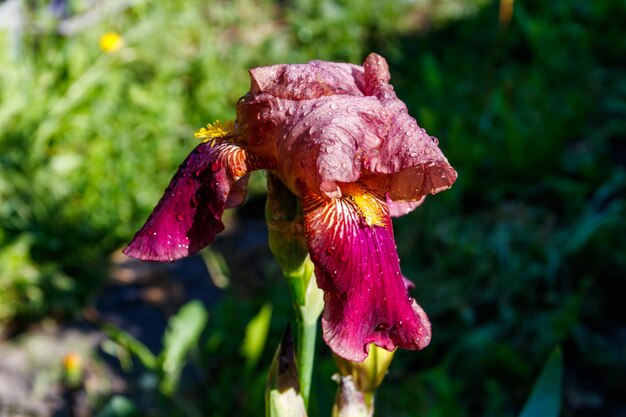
[375,323,388,332]
[287,106,296,116]
[176,214,184,222]
[330,102,338,110]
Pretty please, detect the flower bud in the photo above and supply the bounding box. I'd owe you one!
[332,375,371,417]
[332,344,396,416]
[266,327,308,417]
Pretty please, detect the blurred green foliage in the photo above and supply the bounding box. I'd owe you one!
[102,300,208,414]
[1,0,625,416]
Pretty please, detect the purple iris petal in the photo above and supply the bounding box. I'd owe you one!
[124,140,249,262]
[301,184,431,362]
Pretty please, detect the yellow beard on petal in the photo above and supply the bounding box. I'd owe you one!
[342,183,386,227]
[195,120,235,145]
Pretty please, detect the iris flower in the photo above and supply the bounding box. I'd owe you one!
[124,53,457,362]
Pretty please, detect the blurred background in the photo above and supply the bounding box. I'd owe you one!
[0,0,625,416]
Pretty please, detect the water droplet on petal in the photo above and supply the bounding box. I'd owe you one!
[375,323,388,332]
[176,214,184,221]
[330,102,338,110]
[346,105,358,115]
[287,106,296,116]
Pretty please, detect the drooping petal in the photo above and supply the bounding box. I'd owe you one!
[124,140,257,262]
[300,182,431,362]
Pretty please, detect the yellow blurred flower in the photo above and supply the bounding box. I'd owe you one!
[62,351,84,388]
[63,351,82,373]
[99,32,124,53]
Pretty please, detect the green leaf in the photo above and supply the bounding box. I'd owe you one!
[95,395,138,417]
[160,300,209,396]
[102,324,158,371]
[241,303,273,371]
[518,347,563,417]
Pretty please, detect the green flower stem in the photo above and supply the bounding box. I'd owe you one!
[285,258,324,409]
[296,318,317,408]
[266,173,323,410]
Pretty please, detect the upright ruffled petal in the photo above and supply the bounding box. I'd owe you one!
[249,61,364,100]
[300,183,431,362]
[275,95,387,198]
[124,140,255,262]
[360,53,458,201]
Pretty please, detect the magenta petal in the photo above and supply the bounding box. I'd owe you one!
[123,141,250,262]
[301,185,431,362]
